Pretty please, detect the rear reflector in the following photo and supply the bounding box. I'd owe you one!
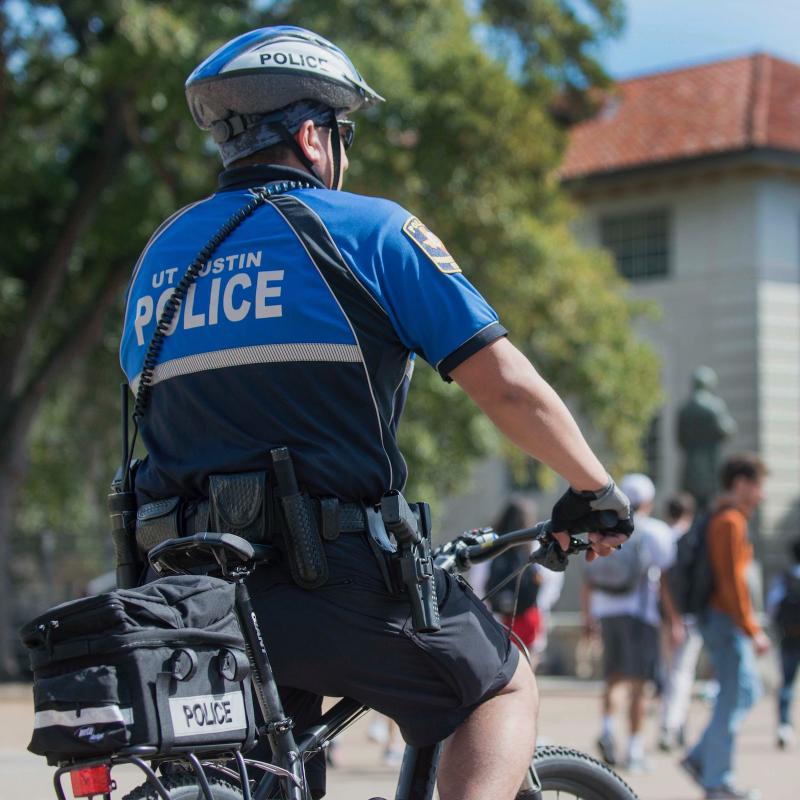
[70,764,113,797]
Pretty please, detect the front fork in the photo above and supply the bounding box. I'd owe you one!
[234,580,305,800]
[517,760,543,799]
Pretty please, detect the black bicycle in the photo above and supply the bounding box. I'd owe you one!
[51,521,637,800]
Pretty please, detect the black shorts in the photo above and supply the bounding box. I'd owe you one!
[246,532,519,796]
[600,614,659,681]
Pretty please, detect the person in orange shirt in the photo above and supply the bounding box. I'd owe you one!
[681,453,770,800]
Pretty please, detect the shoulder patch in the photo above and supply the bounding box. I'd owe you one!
[402,217,462,274]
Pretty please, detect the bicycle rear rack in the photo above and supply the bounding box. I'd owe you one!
[52,746,264,800]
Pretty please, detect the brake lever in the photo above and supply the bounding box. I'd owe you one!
[533,538,569,572]
[531,533,592,572]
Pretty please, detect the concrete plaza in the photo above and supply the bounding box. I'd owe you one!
[1,677,796,799]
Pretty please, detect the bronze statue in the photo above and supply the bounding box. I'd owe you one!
[677,366,737,509]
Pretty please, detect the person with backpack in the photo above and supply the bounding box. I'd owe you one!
[581,473,676,772]
[766,536,800,749]
[659,492,704,752]
[680,453,770,800]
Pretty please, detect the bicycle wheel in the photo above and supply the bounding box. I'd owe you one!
[531,746,638,800]
[122,773,244,800]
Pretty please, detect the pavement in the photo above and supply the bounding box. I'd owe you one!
[1,677,796,799]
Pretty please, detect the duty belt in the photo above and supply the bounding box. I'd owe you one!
[135,493,369,556]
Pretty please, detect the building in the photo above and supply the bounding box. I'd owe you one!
[561,53,800,572]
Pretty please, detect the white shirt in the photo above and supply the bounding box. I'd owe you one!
[589,512,676,627]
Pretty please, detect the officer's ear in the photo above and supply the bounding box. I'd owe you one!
[294,120,326,166]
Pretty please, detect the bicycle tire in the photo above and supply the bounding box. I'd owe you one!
[532,745,639,800]
[121,773,244,800]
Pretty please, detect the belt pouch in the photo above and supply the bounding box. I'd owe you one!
[208,471,268,543]
[136,496,181,555]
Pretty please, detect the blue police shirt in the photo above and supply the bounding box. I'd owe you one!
[120,165,507,503]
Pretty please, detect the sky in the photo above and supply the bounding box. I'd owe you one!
[595,0,800,78]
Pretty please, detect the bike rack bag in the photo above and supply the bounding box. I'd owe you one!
[20,575,256,765]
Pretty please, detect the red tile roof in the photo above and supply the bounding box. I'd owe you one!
[561,54,800,180]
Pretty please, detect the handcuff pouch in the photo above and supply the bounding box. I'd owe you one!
[208,471,268,544]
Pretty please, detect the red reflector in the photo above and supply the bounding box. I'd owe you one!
[70,764,113,797]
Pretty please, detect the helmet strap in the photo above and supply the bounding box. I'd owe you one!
[274,122,325,186]
[328,108,342,191]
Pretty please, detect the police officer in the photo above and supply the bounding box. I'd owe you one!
[121,26,632,800]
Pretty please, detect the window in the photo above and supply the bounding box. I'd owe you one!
[600,209,670,280]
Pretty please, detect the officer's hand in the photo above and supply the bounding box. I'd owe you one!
[551,479,634,540]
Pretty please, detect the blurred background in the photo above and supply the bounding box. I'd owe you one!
[0,0,798,686]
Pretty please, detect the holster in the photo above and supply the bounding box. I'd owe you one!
[270,447,328,590]
[275,489,328,590]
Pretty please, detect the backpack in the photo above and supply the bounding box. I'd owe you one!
[775,572,800,640]
[583,535,646,595]
[667,513,714,615]
[487,549,540,615]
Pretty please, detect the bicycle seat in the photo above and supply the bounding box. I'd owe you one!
[149,532,278,576]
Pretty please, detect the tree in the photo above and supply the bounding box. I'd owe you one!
[0,0,260,674]
[2,0,659,676]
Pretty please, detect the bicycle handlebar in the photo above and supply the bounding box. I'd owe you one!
[434,520,594,575]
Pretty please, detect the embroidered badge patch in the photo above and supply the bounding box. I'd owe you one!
[402,217,462,274]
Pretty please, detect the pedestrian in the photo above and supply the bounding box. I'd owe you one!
[486,497,543,653]
[681,453,770,800]
[766,535,800,750]
[659,492,704,752]
[470,497,565,668]
[530,560,565,670]
[582,473,676,772]
[120,25,633,800]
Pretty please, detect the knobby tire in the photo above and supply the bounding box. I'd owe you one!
[122,773,244,800]
[533,745,639,800]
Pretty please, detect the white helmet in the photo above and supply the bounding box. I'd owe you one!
[185,26,383,144]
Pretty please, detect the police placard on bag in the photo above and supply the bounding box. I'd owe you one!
[21,575,256,764]
[169,691,248,740]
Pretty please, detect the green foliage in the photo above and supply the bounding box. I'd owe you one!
[16,347,120,589]
[4,0,659,582]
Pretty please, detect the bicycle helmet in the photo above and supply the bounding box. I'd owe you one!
[185,26,383,187]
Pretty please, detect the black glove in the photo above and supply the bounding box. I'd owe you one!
[551,479,634,537]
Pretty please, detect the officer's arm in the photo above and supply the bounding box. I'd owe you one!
[450,337,608,493]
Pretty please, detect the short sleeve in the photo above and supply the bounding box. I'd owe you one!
[374,208,506,380]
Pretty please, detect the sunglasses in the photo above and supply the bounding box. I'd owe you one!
[319,119,356,151]
[338,119,356,151]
